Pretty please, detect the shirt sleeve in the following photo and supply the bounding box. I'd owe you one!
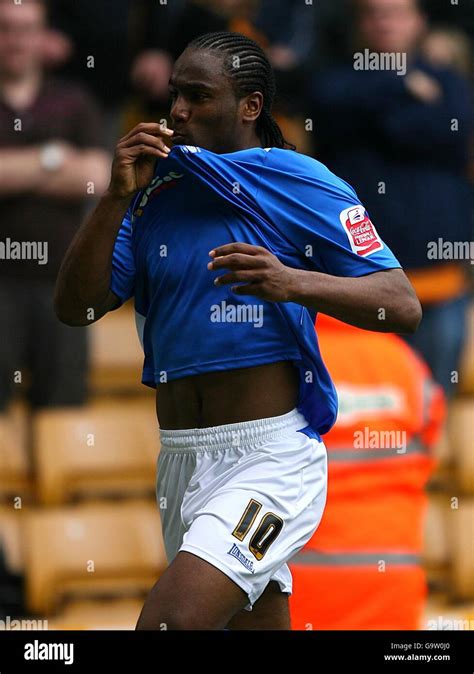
[258,170,402,277]
[110,202,136,305]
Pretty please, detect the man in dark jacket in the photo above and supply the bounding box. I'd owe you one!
[311,0,473,397]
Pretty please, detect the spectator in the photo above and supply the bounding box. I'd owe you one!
[0,0,110,411]
[423,0,474,43]
[127,1,256,133]
[45,1,183,146]
[253,0,317,121]
[311,0,473,398]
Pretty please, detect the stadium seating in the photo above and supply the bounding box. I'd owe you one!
[0,505,24,574]
[459,302,474,394]
[450,398,474,493]
[423,594,474,630]
[33,400,158,505]
[46,597,144,630]
[424,494,474,601]
[450,498,474,600]
[89,301,144,393]
[23,500,167,615]
[423,493,451,573]
[0,405,31,500]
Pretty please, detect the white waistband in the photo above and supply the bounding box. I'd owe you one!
[159,408,309,452]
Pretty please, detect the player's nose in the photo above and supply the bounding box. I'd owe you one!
[170,97,191,123]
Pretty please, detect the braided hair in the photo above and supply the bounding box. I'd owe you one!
[187,32,296,151]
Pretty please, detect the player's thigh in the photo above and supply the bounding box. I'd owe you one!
[136,550,249,631]
[226,580,291,630]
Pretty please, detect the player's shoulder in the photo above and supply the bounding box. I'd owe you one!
[265,148,357,197]
[266,147,335,175]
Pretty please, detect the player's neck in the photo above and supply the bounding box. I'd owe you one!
[231,132,264,152]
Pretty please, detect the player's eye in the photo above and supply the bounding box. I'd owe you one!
[169,88,209,104]
[190,91,210,102]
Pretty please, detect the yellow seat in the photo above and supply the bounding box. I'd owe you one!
[0,405,31,500]
[45,598,144,630]
[422,594,474,630]
[89,301,144,393]
[33,400,159,505]
[0,505,24,573]
[423,493,450,570]
[450,398,474,493]
[451,498,474,600]
[460,302,474,394]
[23,500,167,615]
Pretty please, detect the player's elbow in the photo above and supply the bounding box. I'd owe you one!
[54,283,91,327]
[394,293,422,334]
[54,295,89,327]
[382,269,422,334]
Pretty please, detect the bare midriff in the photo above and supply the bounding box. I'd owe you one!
[155,361,300,429]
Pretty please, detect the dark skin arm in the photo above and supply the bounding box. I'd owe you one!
[208,243,422,334]
[55,123,174,326]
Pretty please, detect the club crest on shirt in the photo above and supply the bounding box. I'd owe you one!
[339,205,383,256]
[132,171,185,221]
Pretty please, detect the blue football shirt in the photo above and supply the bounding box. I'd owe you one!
[110,145,401,435]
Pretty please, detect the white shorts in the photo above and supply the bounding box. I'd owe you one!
[156,408,328,610]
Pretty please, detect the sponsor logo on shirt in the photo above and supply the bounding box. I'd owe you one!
[339,205,383,256]
[133,171,185,220]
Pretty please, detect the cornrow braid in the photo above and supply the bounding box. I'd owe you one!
[187,31,296,151]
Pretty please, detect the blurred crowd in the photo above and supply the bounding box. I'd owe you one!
[0,0,473,409]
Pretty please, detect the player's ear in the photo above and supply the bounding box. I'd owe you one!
[240,92,263,123]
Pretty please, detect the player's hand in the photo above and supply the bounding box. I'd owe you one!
[208,242,296,302]
[107,122,174,198]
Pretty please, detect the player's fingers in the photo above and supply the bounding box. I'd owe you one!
[213,270,261,287]
[119,132,171,154]
[117,144,170,161]
[209,243,266,258]
[208,253,264,272]
[119,122,174,143]
[119,122,174,141]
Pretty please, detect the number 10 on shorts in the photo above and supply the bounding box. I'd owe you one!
[232,498,283,561]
